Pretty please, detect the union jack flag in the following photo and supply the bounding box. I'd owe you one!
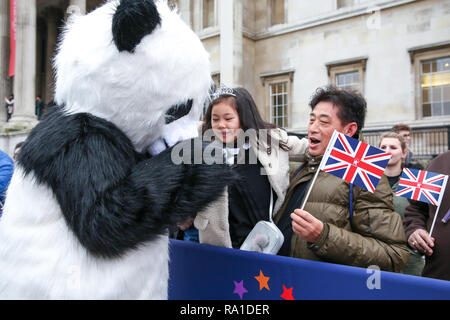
[395,168,448,206]
[320,131,391,193]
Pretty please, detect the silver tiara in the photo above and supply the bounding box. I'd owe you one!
[211,85,236,101]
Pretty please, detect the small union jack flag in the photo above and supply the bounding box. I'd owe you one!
[320,131,391,193]
[395,168,448,206]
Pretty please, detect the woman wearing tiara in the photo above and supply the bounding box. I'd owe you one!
[179,86,308,252]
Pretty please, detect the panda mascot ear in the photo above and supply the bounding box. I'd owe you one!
[112,0,161,52]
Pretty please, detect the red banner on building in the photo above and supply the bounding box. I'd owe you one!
[9,0,17,78]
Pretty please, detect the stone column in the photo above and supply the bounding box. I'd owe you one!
[178,0,191,26]
[44,8,58,103]
[233,0,243,87]
[68,0,86,16]
[219,0,234,86]
[191,0,201,33]
[219,0,243,87]
[0,0,11,122]
[9,0,37,128]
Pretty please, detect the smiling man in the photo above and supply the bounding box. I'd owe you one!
[274,86,409,272]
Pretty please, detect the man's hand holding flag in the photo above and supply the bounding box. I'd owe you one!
[293,130,391,243]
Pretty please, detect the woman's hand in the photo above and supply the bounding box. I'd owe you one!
[177,217,194,231]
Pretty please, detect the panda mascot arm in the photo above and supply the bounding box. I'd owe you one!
[18,107,232,259]
[0,0,234,299]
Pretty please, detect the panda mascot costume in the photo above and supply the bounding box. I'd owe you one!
[0,0,233,299]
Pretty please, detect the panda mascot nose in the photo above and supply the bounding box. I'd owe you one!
[113,0,161,52]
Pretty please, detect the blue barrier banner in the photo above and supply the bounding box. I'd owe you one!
[168,240,450,300]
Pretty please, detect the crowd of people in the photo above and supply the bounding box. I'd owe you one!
[173,85,449,282]
[1,85,449,282]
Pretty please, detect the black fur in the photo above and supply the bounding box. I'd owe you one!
[18,107,235,258]
[112,0,161,53]
[165,100,193,124]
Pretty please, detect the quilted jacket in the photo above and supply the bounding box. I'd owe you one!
[275,152,410,272]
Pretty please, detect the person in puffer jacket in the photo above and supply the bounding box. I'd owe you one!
[0,149,13,217]
[275,86,409,272]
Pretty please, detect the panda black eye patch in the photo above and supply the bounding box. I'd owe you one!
[165,99,193,124]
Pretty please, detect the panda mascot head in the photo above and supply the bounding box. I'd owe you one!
[0,0,233,299]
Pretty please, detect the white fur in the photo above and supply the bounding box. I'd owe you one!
[0,168,169,299]
[0,0,211,299]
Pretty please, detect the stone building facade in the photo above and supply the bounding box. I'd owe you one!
[0,0,101,154]
[0,0,449,155]
[180,0,450,136]
[0,0,103,128]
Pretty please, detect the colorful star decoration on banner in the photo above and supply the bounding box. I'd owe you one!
[280,284,295,300]
[233,280,248,300]
[254,269,270,291]
[232,269,295,300]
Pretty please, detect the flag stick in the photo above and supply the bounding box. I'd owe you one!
[300,130,338,210]
[429,175,448,238]
[300,162,321,210]
[429,204,442,238]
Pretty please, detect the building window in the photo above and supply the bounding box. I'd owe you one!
[211,72,221,91]
[409,41,450,119]
[336,71,361,92]
[270,0,285,26]
[202,72,221,118]
[270,82,288,128]
[167,0,179,10]
[260,69,294,128]
[202,0,216,29]
[326,57,367,94]
[420,57,450,117]
[86,0,105,13]
[337,0,358,9]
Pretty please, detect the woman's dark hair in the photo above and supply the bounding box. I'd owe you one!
[202,87,289,152]
[15,142,24,150]
[14,141,25,161]
[309,85,367,139]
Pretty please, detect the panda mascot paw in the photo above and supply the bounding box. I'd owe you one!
[0,0,233,299]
